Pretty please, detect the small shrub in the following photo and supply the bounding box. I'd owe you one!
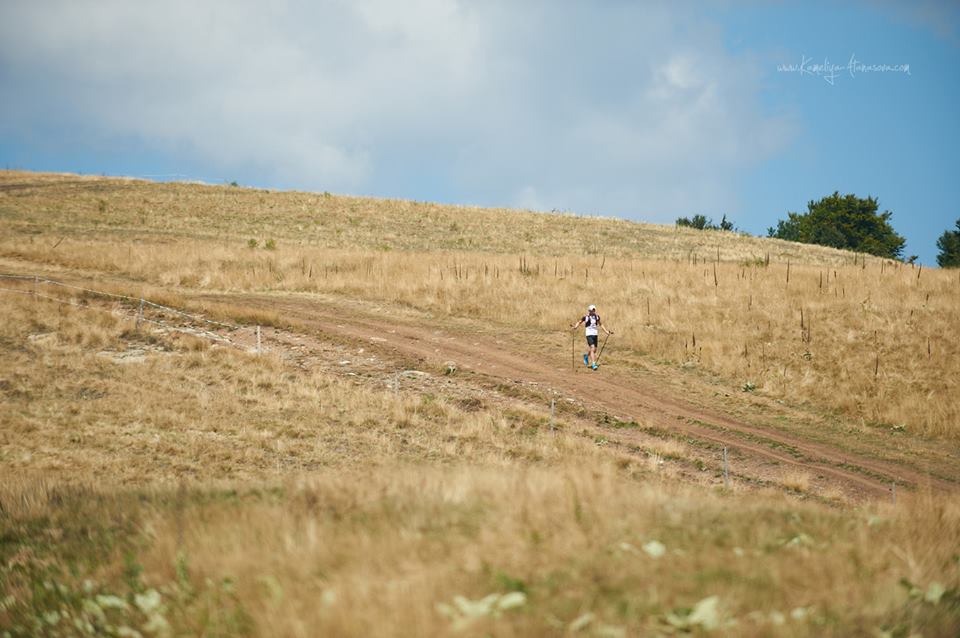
[676,214,735,231]
[676,215,707,229]
[781,470,811,492]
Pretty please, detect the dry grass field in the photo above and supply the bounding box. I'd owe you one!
[1,291,958,637]
[2,171,959,636]
[0,171,859,262]
[2,172,957,440]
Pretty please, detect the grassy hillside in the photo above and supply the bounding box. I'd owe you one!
[1,170,861,263]
[2,171,959,636]
[1,291,958,637]
[2,171,957,439]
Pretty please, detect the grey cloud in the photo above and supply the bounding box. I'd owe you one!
[0,0,795,221]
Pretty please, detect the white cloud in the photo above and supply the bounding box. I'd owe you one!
[0,0,795,221]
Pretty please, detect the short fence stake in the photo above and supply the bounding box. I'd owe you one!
[550,398,556,432]
[136,297,144,330]
[723,447,730,488]
[256,325,262,355]
[33,274,39,298]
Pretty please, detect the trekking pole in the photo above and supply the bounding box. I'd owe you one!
[571,329,575,372]
[595,333,611,365]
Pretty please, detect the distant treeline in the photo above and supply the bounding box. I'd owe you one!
[678,192,959,266]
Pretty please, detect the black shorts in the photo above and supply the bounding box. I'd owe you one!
[586,335,598,347]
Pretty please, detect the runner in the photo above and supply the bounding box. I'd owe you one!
[570,304,612,370]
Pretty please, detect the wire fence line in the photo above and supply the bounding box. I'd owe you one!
[0,273,267,353]
[24,276,241,331]
[141,299,240,331]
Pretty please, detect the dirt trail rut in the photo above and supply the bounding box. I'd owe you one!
[210,293,955,500]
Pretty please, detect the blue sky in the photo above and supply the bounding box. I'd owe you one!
[1,1,957,264]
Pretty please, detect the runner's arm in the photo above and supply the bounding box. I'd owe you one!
[570,318,584,331]
[598,318,613,335]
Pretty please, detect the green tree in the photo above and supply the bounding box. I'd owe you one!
[936,218,960,267]
[676,214,736,231]
[767,192,905,259]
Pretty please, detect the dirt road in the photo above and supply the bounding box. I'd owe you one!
[3,263,953,500]
[206,292,956,501]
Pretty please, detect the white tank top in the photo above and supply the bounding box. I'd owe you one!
[584,313,600,336]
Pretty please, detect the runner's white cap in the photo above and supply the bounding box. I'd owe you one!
[588,304,596,311]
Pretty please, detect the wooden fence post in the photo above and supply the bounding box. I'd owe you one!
[723,447,730,488]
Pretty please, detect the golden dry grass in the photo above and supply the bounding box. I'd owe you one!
[2,464,958,636]
[0,169,863,263]
[3,172,956,443]
[1,284,958,637]
[3,171,960,636]
[3,237,957,440]
[0,292,588,485]
[780,470,812,493]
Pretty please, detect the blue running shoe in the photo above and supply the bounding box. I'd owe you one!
[591,363,599,370]
[583,354,589,367]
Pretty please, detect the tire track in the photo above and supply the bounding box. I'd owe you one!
[211,293,955,499]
